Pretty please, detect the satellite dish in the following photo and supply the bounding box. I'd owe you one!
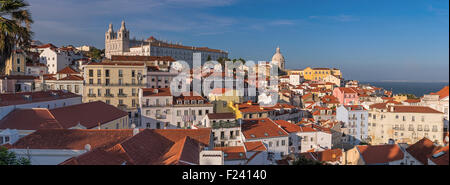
[445,136,449,142]
[131,124,136,129]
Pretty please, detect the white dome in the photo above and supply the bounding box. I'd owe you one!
[271,46,285,69]
[271,47,285,63]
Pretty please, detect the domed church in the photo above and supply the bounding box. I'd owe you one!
[271,46,285,70]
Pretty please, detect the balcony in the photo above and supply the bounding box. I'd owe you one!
[118,93,127,97]
[87,94,96,97]
[211,121,240,129]
[104,94,114,98]
[117,104,127,109]
[155,114,167,119]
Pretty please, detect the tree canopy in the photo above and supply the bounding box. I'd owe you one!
[0,146,31,165]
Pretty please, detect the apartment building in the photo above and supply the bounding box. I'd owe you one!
[368,103,445,145]
[5,50,26,75]
[139,88,213,129]
[336,105,369,145]
[83,62,147,126]
[241,118,289,161]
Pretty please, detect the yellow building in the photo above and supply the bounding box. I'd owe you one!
[83,62,147,126]
[287,67,342,81]
[5,50,26,75]
[393,94,408,102]
[208,88,243,113]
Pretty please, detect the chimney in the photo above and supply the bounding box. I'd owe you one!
[153,89,159,94]
[132,124,139,136]
[390,106,394,112]
[84,144,91,151]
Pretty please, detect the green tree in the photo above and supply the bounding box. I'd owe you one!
[0,0,33,73]
[292,156,324,165]
[86,47,104,61]
[0,146,31,165]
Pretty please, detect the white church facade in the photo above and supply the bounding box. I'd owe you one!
[105,21,228,66]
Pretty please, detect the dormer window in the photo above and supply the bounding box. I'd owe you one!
[191,100,196,104]
[184,100,189,104]
[198,100,204,104]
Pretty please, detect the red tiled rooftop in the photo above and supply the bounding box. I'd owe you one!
[142,88,172,97]
[214,146,247,160]
[244,141,267,152]
[357,144,404,164]
[0,90,81,107]
[274,120,301,133]
[406,138,442,165]
[430,86,449,99]
[57,66,79,74]
[242,118,289,140]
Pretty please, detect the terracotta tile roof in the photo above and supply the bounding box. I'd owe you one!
[0,90,81,107]
[300,149,343,163]
[207,113,235,120]
[11,129,134,150]
[274,120,301,133]
[50,101,128,129]
[357,144,404,164]
[58,75,84,81]
[244,141,267,152]
[35,43,57,49]
[335,87,357,94]
[392,106,443,114]
[154,128,212,147]
[406,138,442,165]
[430,86,449,99]
[0,101,128,130]
[0,109,62,130]
[111,55,176,62]
[404,99,421,103]
[242,118,289,140]
[142,88,172,97]
[214,146,247,160]
[57,66,79,74]
[60,129,209,165]
[429,146,449,165]
[0,75,38,80]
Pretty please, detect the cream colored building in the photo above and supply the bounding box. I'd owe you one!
[105,21,228,64]
[5,50,26,75]
[368,103,445,145]
[82,62,147,126]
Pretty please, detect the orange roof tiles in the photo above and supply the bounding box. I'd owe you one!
[244,141,267,152]
[392,106,443,114]
[0,109,62,130]
[214,146,247,160]
[274,120,301,133]
[336,87,357,94]
[429,146,449,165]
[0,101,128,130]
[242,118,289,139]
[142,88,172,97]
[57,66,79,74]
[406,138,442,165]
[11,129,134,150]
[357,144,404,164]
[430,86,449,99]
[0,90,80,107]
[59,129,210,165]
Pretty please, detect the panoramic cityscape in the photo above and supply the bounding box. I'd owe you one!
[0,0,448,171]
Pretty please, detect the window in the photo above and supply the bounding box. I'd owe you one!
[282,140,286,146]
[105,70,110,77]
[119,70,123,77]
[97,70,101,77]
[89,70,93,77]
[89,79,93,84]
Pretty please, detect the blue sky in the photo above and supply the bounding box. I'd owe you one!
[28,0,449,82]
